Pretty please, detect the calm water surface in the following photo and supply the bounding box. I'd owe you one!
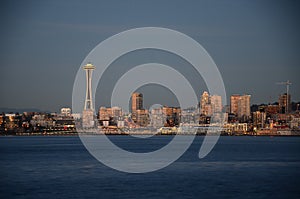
[0,136,300,199]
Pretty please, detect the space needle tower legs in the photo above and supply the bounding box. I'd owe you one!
[82,63,95,128]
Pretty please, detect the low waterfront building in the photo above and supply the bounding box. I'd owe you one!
[224,123,248,134]
[98,106,123,126]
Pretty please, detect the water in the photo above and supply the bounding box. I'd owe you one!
[0,136,300,199]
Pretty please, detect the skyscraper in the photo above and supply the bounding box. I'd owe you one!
[230,94,240,116]
[211,95,222,113]
[238,95,251,120]
[199,92,223,123]
[230,94,251,121]
[82,63,95,128]
[279,93,291,114]
[200,91,212,116]
[131,92,144,124]
[131,92,143,112]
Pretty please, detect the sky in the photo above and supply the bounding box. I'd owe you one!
[0,0,299,112]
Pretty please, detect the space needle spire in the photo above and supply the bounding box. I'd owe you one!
[82,62,95,128]
[83,62,95,111]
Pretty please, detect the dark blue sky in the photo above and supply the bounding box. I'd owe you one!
[0,0,299,112]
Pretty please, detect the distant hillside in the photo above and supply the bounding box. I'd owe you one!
[0,108,48,113]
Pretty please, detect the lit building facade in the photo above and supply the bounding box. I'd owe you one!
[230,94,240,116]
[279,93,291,114]
[98,106,123,122]
[230,94,251,122]
[150,108,164,128]
[61,108,71,116]
[131,92,145,125]
[200,91,211,116]
[200,91,222,116]
[136,109,149,127]
[162,106,181,127]
[238,95,251,120]
[253,111,266,129]
[211,95,222,113]
[131,92,143,112]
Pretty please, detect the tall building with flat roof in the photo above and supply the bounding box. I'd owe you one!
[131,92,145,125]
[279,93,291,114]
[238,95,251,119]
[253,111,266,129]
[131,92,143,112]
[230,94,240,115]
[211,95,222,113]
[200,91,212,116]
[230,94,251,121]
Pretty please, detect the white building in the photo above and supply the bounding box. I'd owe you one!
[61,108,71,116]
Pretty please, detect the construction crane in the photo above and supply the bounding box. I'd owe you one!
[276,80,292,113]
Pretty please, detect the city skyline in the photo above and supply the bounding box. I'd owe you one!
[0,1,299,112]
[1,2,300,197]
[1,88,299,135]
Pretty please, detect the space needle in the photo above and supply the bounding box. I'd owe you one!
[82,62,95,128]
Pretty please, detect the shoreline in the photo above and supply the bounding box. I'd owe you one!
[1,132,300,137]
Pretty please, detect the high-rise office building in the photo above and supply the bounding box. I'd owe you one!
[131,92,147,125]
[131,92,143,112]
[279,93,291,114]
[253,111,266,129]
[230,94,240,116]
[200,91,212,116]
[200,91,210,106]
[230,94,251,121]
[200,92,222,116]
[211,95,222,113]
[238,95,251,119]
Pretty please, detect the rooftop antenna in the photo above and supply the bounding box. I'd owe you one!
[276,80,292,113]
